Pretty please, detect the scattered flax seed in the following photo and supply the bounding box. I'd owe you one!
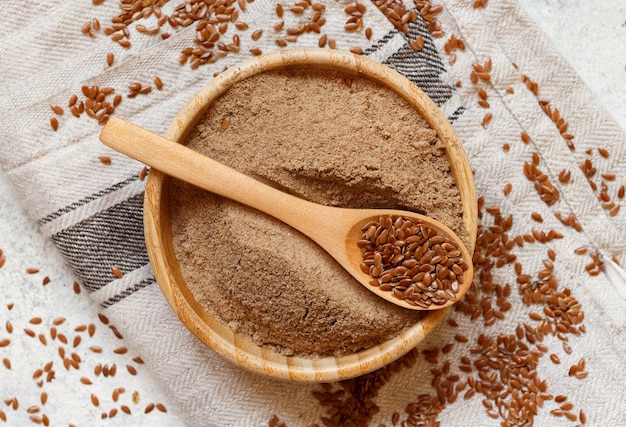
[251,29,263,41]
[531,212,543,222]
[154,77,163,90]
[114,346,128,355]
[111,267,124,278]
[601,172,616,181]
[121,405,131,414]
[107,52,114,67]
[481,113,492,127]
[2,358,10,369]
[109,325,124,340]
[73,335,81,348]
[73,282,81,294]
[30,317,42,325]
[521,132,530,143]
[91,394,99,407]
[549,353,560,364]
[575,371,588,379]
[454,334,468,343]
[410,35,425,51]
[138,166,148,181]
[502,143,510,152]
[24,328,36,337]
[6,320,12,333]
[132,356,145,364]
[81,377,93,385]
[26,268,40,274]
[90,346,103,353]
[220,118,230,131]
[558,169,571,183]
[145,403,155,413]
[127,365,137,375]
[98,155,112,165]
[598,147,609,158]
[503,183,512,196]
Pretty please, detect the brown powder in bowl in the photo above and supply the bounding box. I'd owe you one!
[168,68,466,357]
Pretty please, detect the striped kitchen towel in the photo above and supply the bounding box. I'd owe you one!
[1,0,625,425]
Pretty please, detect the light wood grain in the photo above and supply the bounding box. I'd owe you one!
[143,48,477,382]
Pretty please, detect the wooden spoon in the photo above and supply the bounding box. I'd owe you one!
[100,116,473,310]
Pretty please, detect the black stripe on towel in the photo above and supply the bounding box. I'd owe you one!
[51,193,150,292]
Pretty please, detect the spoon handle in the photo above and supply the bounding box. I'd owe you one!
[100,117,332,237]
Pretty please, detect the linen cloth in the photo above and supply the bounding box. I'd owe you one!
[1,0,625,425]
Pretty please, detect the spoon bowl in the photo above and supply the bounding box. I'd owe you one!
[100,117,473,310]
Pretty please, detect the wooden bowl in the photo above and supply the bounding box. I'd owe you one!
[144,48,477,382]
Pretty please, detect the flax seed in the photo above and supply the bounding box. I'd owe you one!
[99,156,112,165]
[111,267,123,278]
[481,113,492,127]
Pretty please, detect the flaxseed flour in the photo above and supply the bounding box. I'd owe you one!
[169,69,465,357]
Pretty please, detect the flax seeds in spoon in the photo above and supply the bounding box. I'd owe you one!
[169,69,466,357]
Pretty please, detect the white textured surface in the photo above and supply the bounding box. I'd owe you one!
[517,0,626,133]
[0,1,625,426]
[0,178,184,425]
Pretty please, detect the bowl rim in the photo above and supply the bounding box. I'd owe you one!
[144,48,477,382]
